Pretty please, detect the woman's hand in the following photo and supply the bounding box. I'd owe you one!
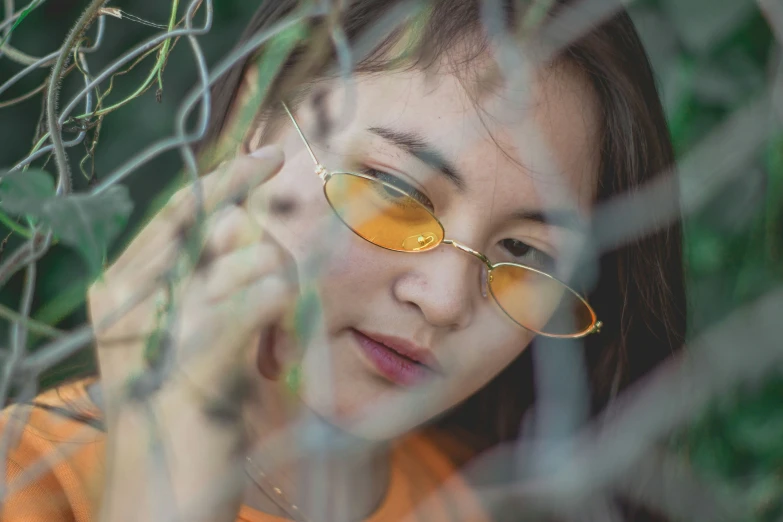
[88,146,293,522]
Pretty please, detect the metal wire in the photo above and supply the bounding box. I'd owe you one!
[0,0,781,520]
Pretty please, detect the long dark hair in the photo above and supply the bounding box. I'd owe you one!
[196,0,685,515]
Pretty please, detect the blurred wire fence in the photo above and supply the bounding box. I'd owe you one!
[0,0,781,520]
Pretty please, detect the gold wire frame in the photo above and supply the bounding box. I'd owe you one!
[280,102,602,338]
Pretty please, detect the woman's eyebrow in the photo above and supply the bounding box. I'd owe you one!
[512,209,585,232]
[367,126,466,192]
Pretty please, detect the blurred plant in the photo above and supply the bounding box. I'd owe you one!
[631,2,783,520]
[0,0,194,277]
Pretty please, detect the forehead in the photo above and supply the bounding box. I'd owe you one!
[316,61,601,214]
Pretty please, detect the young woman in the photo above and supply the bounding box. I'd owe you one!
[2,0,686,521]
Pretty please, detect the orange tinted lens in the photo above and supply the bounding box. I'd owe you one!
[324,173,443,252]
[488,264,594,336]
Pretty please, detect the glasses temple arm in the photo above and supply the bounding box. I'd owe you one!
[281,102,321,166]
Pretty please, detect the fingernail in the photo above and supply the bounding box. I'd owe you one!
[249,145,282,159]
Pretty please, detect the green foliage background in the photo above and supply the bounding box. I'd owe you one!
[1,0,782,519]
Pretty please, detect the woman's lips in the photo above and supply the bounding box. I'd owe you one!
[351,329,434,386]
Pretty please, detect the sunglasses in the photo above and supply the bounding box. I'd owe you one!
[281,103,602,338]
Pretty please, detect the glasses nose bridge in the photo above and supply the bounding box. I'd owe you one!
[441,239,492,269]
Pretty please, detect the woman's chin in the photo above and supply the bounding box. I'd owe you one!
[261,330,442,441]
[296,374,435,442]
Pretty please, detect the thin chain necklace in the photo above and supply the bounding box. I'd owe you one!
[244,456,312,522]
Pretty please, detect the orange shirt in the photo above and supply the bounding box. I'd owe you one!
[1,379,488,522]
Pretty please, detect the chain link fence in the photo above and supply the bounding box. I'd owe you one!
[0,0,782,520]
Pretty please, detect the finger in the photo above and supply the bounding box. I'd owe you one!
[198,244,287,303]
[258,225,299,289]
[179,273,295,385]
[162,146,284,226]
[200,205,261,262]
[118,146,284,267]
[223,273,294,353]
[99,202,283,347]
[126,203,259,282]
[102,230,183,288]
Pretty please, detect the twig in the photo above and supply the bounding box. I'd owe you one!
[11,40,96,173]
[55,19,207,129]
[0,240,33,286]
[0,13,101,99]
[46,0,107,195]
[11,262,36,355]
[19,272,163,376]
[72,2,183,119]
[0,79,45,108]
[0,0,48,35]
[0,303,64,338]
[175,0,212,194]
[0,63,78,110]
[92,7,309,193]
[0,262,36,408]
[156,0,180,98]
[0,51,59,98]
[0,231,50,289]
[0,0,47,65]
[0,211,33,238]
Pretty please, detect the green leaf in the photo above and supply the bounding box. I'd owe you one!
[0,170,133,274]
[0,0,44,50]
[0,169,56,215]
[39,186,134,275]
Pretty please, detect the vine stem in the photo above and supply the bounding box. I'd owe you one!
[156,0,180,96]
[0,0,47,66]
[0,302,62,338]
[72,1,183,120]
[0,211,33,238]
[0,78,45,108]
[46,0,107,195]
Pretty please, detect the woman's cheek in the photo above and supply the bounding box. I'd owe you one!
[444,326,532,402]
[319,238,390,291]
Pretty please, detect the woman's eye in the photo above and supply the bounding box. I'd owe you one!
[499,238,554,270]
[360,168,434,211]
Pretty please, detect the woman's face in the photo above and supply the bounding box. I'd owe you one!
[246,60,600,440]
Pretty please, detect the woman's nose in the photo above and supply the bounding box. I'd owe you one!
[391,244,479,330]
